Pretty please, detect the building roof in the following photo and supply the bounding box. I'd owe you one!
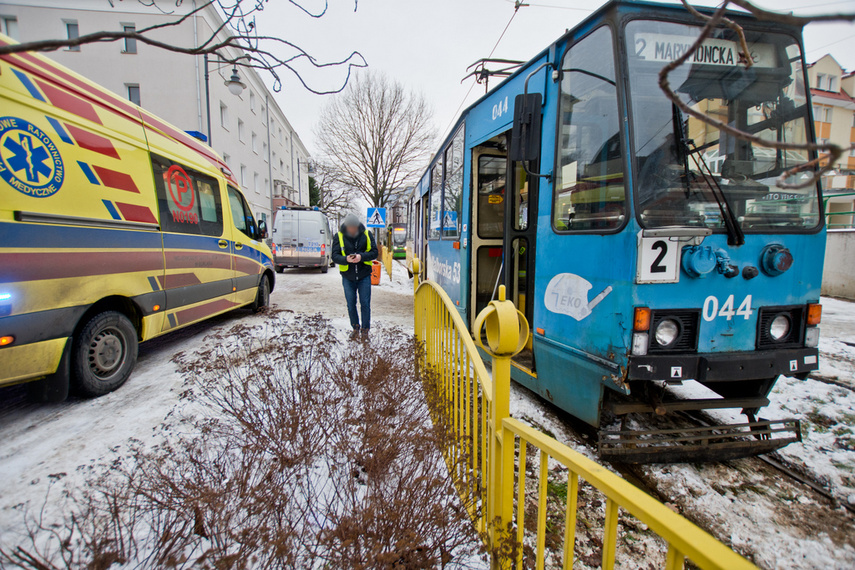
[811,87,855,105]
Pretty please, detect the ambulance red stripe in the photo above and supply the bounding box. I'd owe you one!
[157,273,202,289]
[34,78,102,125]
[175,298,237,325]
[0,251,163,283]
[164,251,231,271]
[93,166,139,193]
[114,202,157,224]
[65,123,120,159]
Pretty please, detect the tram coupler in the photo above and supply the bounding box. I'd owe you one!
[597,418,802,464]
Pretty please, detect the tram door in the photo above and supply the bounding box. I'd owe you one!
[470,138,507,325]
[504,161,537,366]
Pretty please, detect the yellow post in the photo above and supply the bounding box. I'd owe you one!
[410,257,421,294]
[473,285,530,566]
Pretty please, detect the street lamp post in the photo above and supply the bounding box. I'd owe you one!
[203,54,246,146]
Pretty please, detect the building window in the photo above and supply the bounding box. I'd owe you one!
[263,142,268,161]
[265,178,270,197]
[222,153,230,166]
[238,119,245,142]
[240,164,247,187]
[126,84,140,106]
[122,24,137,53]
[279,159,284,171]
[272,151,276,168]
[824,107,833,123]
[828,76,838,92]
[850,147,855,157]
[253,172,259,193]
[816,73,826,90]
[65,21,80,51]
[252,132,258,153]
[249,91,256,112]
[1,16,18,40]
[260,104,266,120]
[220,103,228,129]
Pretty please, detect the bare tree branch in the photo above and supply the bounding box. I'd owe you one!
[0,0,367,95]
[659,0,855,189]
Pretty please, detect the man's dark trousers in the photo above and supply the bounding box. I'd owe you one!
[342,275,371,330]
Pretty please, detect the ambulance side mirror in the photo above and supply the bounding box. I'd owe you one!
[258,220,268,240]
[510,92,542,163]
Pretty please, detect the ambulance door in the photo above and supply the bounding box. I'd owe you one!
[226,185,264,305]
[152,154,233,332]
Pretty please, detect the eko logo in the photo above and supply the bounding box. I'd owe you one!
[0,117,64,198]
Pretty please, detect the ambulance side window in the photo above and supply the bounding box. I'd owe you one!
[152,154,223,237]
[227,186,259,240]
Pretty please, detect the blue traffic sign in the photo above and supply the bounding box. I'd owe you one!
[366,207,386,228]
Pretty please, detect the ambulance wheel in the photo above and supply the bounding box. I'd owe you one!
[252,275,270,312]
[72,311,138,397]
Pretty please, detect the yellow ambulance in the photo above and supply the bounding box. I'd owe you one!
[0,34,275,401]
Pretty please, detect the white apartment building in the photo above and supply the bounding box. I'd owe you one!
[807,54,855,229]
[0,0,311,224]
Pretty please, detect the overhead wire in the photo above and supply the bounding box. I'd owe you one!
[439,3,524,139]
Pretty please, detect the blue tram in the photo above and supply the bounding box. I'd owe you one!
[412,0,825,462]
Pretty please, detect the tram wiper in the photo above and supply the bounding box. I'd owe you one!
[672,102,745,247]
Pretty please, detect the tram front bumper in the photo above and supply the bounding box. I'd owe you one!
[628,347,819,382]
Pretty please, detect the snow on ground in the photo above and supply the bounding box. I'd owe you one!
[0,265,416,545]
[2,264,854,569]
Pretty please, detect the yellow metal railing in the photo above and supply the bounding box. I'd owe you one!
[381,245,393,278]
[412,257,758,569]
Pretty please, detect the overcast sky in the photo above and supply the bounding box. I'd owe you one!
[254,0,855,155]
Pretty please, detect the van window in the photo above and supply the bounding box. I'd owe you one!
[228,186,259,240]
[152,154,223,236]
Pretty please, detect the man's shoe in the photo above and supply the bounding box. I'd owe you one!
[360,328,370,337]
[349,328,360,340]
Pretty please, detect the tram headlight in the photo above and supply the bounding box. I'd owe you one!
[654,318,680,348]
[769,314,791,341]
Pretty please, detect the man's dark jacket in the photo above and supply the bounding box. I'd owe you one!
[331,223,379,281]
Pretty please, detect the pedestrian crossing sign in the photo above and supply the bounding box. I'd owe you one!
[366,207,386,228]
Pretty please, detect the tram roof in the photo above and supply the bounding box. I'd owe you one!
[418,0,803,180]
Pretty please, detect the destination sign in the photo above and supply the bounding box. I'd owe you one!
[633,33,776,68]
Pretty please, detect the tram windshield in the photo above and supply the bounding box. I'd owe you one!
[625,20,820,232]
[392,228,407,246]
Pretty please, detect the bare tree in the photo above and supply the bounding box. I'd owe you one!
[311,161,357,223]
[0,0,367,95]
[660,0,855,189]
[315,71,435,209]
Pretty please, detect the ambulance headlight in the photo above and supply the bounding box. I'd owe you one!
[654,318,680,348]
[769,314,791,341]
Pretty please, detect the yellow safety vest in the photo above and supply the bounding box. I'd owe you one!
[338,230,373,272]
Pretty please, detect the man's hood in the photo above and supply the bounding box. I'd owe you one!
[339,222,366,235]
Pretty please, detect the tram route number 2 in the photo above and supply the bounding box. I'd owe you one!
[637,235,680,283]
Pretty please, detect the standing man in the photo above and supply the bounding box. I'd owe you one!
[331,213,379,337]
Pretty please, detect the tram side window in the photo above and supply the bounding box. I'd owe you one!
[553,26,626,232]
[152,154,224,237]
[429,159,443,240]
[478,155,506,239]
[443,128,464,238]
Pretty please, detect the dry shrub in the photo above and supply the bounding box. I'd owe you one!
[1,313,483,569]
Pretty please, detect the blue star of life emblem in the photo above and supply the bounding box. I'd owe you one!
[0,116,64,198]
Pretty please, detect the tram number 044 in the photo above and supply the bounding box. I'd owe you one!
[491,96,509,121]
[702,294,754,321]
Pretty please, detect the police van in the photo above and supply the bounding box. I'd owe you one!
[271,206,333,272]
[0,34,275,401]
